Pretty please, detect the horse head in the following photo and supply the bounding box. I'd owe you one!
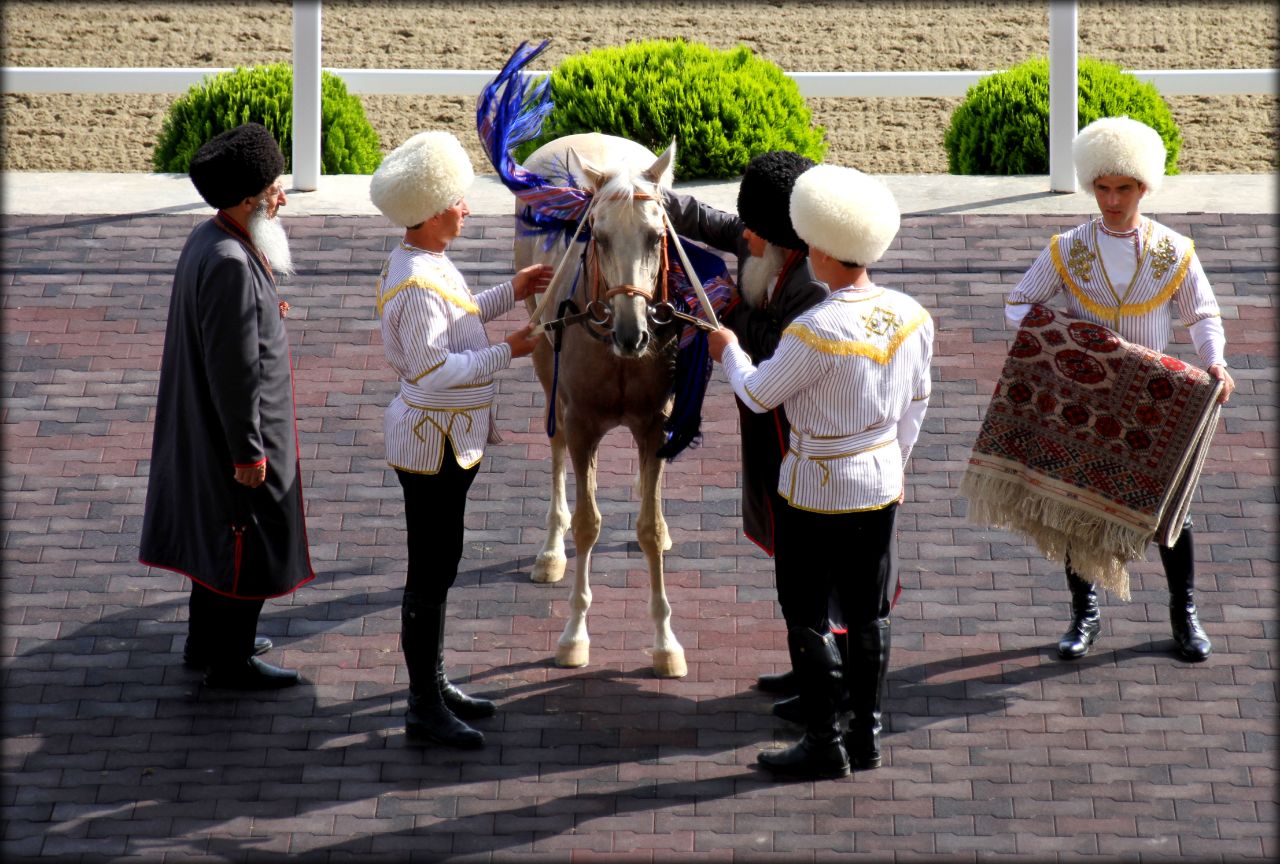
[567,141,676,358]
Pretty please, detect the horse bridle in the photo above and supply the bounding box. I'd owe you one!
[542,191,715,340]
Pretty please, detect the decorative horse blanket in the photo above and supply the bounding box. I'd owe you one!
[960,304,1222,599]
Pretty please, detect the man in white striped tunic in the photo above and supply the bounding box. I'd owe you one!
[709,165,934,779]
[1006,116,1234,664]
[370,131,551,748]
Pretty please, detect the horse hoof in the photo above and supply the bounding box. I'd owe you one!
[653,650,687,679]
[531,553,566,584]
[555,641,590,668]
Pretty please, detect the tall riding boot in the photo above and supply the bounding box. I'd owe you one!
[1057,566,1101,660]
[1161,530,1212,662]
[845,618,890,770]
[434,606,496,719]
[401,594,483,748]
[773,626,849,724]
[757,627,850,780]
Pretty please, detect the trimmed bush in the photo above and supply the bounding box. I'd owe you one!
[516,39,826,180]
[153,63,382,174]
[943,57,1182,176]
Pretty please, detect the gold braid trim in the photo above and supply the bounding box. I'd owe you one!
[1050,231,1194,320]
[378,276,480,317]
[782,306,929,365]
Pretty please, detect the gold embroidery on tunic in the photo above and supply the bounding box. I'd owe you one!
[862,306,904,336]
[1067,238,1095,283]
[1150,236,1178,281]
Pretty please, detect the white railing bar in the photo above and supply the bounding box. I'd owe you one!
[1049,0,1079,193]
[292,0,322,191]
[3,66,1276,98]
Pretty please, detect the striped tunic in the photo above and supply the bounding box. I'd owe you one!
[377,242,515,473]
[1007,216,1225,366]
[722,285,934,513]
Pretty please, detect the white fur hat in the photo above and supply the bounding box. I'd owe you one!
[369,131,474,227]
[1072,116,1166,194]
[789,165,899,266]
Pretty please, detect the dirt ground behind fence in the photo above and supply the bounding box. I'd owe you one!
[2,0,1277,175]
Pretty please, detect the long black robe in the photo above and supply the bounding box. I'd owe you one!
[140,215,313,598]
[663,190,828,554]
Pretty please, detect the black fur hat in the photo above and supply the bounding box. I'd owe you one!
[188,123,285,210]
[736,150,816,251]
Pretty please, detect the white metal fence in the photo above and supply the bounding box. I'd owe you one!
[4,0,1275,191]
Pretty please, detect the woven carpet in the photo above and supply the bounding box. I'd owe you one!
[960,304,1223,599]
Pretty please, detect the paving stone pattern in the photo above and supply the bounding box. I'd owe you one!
[2,211,1276,862]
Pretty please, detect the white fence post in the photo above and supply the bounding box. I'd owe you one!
[1049,0,1079,193]
[292,0,322,191]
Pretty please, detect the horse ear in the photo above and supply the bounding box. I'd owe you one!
[642,139,677,187]
[566,147,608,193]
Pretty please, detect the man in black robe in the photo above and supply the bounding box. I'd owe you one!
[662,151,843,716]
[140,123,313,690]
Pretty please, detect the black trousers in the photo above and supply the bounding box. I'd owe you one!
[188,581,265,663]
[395,441,480,605]
[775,502,898,631]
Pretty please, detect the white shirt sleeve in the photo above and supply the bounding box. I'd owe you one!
[1007,242,1063,327]
[399,285,512,392]
[724,328,828,414]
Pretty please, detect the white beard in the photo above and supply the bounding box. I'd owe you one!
[247,202,295,277]
[738,242,788,308]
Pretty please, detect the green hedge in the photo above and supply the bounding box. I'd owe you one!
[943,56,1182,176]
[153,63,382,174]
[517,39,826,180]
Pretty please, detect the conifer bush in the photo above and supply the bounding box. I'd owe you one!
[153,63,382,174]
[517,39,826,180]
[943,57,1182,176]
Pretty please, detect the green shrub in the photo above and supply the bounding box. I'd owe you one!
[153,63,382,174]
[943,57,1181,176]
[516,39,826,180]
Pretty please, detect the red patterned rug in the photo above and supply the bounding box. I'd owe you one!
[960,304,1223,599]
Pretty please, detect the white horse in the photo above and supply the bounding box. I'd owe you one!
[514,132,687,678]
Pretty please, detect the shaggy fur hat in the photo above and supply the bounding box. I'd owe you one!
[369,131,475,227]
[736,150,816,251]
[789,165,899,267]
[188,123,285,210]
[1073,116,1166,194]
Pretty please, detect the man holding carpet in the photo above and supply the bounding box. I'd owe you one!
[1005,116,1234,663]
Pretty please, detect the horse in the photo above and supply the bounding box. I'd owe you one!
[513,132,689,678]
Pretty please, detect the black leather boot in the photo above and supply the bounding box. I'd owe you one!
[204,656,301,690]
[845,618,890,770]
[402,594,484,748]
[1161,529,1212,662]
[185,636,271,670]
[757,627,850,780]
[1057,565,1101,660]
[772,628,849,724]
[433,606,496,719]
[757,669,799,695]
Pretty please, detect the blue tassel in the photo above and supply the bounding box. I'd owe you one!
[657,326,713,460]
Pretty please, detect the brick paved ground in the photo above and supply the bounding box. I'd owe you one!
[2,210,1275,862]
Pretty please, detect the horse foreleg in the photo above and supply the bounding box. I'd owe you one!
[532,429,570,584]
[635,430,686,678]
[635,470,673,552]
[556,433,601,668]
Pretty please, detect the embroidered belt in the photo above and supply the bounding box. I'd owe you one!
[400,381,495,447]
[790,424,898,458]
[399,380,494,409]
[789,425,899,486]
